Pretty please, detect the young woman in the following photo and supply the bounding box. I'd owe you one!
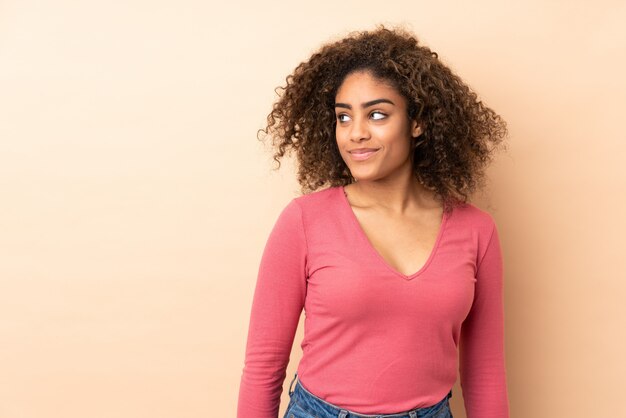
[237,25,510,418]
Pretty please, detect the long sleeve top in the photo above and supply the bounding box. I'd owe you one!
[237,185,510,418]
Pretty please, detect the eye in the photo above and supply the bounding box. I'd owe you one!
[370,111,386,120]
[336,111,387,123]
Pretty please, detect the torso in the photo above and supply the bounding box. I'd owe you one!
[343,184,445,277]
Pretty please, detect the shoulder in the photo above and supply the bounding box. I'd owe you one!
[290,185,342,217]
[275,186,340,228]
[449,202,499,250]
[292,185,339,207]
[450,201,497,231]
[451,203,503,266]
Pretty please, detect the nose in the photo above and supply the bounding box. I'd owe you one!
[348,115,370,142]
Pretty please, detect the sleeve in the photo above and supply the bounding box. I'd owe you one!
[236,198,308,418]
[459,221,510,418]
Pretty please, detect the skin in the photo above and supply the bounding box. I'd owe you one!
[334,70,445,276]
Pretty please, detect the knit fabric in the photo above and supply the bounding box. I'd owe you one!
[237,185,509,418]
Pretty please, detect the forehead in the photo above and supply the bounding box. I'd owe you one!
[335,70,402,101]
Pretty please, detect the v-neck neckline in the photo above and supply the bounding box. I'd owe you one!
[338,185,451,281]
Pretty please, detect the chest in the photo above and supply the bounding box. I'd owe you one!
[305,236,477,329]
[302,210,479,327]
[351,206,444,278]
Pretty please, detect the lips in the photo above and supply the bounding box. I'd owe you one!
[348,148,380,161]
[349,148,379,154]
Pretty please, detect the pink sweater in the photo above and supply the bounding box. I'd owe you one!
[237,185,509,418]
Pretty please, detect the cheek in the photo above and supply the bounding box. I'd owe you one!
[373,122,409,140]
[376,132,411,154]
[335,131,349,149]
[334,135,347,158]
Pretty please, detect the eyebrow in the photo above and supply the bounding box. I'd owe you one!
[334,98,395,109]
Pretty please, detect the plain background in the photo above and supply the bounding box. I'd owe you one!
[1,1,625,417]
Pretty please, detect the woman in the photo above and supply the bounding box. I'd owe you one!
[237,24,510,418]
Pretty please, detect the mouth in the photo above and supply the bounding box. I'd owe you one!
[348,148,380,161]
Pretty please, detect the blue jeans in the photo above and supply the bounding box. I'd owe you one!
[283,372,453,418]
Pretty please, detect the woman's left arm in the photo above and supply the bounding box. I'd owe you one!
[459,221,510,418]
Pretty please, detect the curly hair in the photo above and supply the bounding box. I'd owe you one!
[258,24,508,212]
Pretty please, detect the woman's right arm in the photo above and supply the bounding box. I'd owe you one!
[237,198,308,418]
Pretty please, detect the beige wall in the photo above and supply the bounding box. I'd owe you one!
[1,1,624,417]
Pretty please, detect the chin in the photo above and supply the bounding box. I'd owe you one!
[350,170,380,182]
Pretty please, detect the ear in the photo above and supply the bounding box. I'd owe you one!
[410,119,423,138]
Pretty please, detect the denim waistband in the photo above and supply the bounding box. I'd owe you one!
[287,372,452,418]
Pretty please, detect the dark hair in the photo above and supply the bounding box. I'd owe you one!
[258,24,508,212]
